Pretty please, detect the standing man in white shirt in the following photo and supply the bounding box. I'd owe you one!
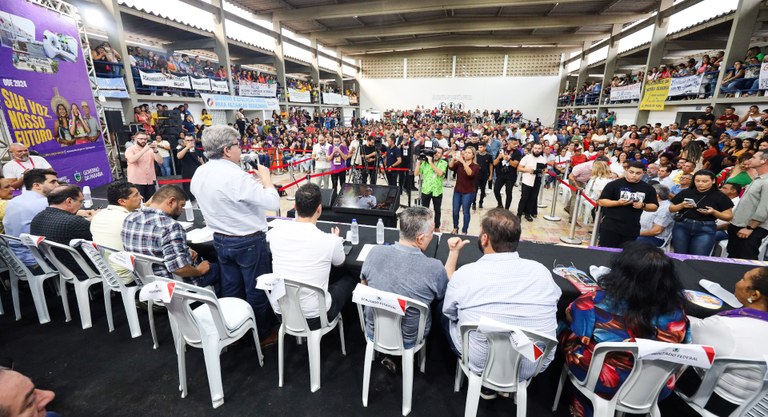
[267,183,356,329]
[516,143,548,222]
[191,125,281,341]
[2,143,53,190]
[312,134,332,189]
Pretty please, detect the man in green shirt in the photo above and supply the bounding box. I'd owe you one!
[415,147,448,232]
[570,127,584,148]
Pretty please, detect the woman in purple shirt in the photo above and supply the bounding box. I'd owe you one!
[327,135,349,192]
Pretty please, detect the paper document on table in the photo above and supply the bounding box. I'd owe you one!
[177,221,194,230]
[186,226,214,243]
[356,244,377,262]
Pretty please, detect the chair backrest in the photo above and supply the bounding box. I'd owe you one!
[0,235,37,281]
[459,323,558,391]
[354,287,429,353]
[4,234,57,275]
[685,356,768,417]
[584,342,685,412]
[150,277,230,342]
[72,240,125,290]
[126,252,166,285]
[262,274,329,333]
[30,235,98,281]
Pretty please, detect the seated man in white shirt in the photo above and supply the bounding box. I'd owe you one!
[637,184,674,247]
[90,180,143,284]
[267,183,356,329]
[2,143,53,190]
[442,208,561,399]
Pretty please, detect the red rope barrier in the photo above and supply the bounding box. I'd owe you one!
[546,170,597,208]
[157,178,191,185]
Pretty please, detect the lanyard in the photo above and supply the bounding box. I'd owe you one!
[15,158,34,171]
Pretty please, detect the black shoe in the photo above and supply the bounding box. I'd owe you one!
[525,214,533,222]
[479,201,484,209]
[532,214,537,218]
[496,204,503,208]
[480,387,498,400]
[472,203,477,211]
[381,356,398,375]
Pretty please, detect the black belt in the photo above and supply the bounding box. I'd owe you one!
[213,230,264,238]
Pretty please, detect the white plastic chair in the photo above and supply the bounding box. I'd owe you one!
[454,323,558,417]
[120,251,171,349]
[0,234,59,324]
[552,342,687,417]
[74,240,142,339]
[675,357,768,417]
[354,290,428,416]
[26,234,105,330]
[718,235,768,260]
[150,276,264,408]
[260,274,346,393]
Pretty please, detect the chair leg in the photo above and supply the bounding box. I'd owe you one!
[591,397,615,417]
[60,278,72,323]
[402,349,415,416]
[121,290,142,338]
[362,341,374,407]
[454,360,463,392]
[11,274,21,321]
[176,336,188,398]
[148,301,158,349]
[516,382,528,417]
[104,286,114,333]
[307,330,322,392]
[252,328,264,366]
[201,338,225,408]
[552,365,568,411]
[73,281,94,329]
[278,324,286,387]
[418,347,426,373]
[338,316,346,356]
[464,373,483,417]
[29,277,52,324]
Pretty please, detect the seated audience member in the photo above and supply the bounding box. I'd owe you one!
[3,169,58,269]
[562,242,690,417]
[0,178,15,234]
[267,183,356,329]
[657,165,676,190]
[715,182,741,242]
[122,185,217,286]
[637,184,674,247]
[2,143,53,190]
[30,185,95,280]
[443,209,561,398]
[361,206,448,348]
[669,173,692,197]
[0,368,57,417]
[687,267,768,416]
[90,180,143,284]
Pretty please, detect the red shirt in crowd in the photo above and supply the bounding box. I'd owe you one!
[571,154,588,166]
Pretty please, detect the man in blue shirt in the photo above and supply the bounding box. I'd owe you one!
[2,169,59,268]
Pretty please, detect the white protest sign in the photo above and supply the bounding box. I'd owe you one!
[255,273,286,302]
[19,234,45,247]
[477,316,545,362]
[109,251,136,272]
[352,283,406,316]
[636,338,715,369]
[139,280,176,303]
[759,63,768,90]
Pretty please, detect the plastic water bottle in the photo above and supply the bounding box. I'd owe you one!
[82,186,93,209]
[184,200,194,222]
[376,218,385,244]
[350,219,359,245]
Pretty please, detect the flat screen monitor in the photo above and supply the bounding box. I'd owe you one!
[333,183,399,215]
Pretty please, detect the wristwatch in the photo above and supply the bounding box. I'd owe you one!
[746,225,755,230]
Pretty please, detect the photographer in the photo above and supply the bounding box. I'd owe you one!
[516,142,548,222]
[493,138,522,210]
[415,147,448,232]
[361,136,379,184]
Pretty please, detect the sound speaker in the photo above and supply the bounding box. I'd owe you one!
[320,188,336,208]
[104,110,124,134]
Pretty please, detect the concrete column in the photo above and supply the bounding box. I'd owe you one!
[272,20,288,108]
[712,0,761,112]
[598,24,622,112]
[335,48,344,94]
[310,37,321,105]
[100,0,137,119]
[211,0,234,121]
[636,0,673,126]
[575,41,590,94]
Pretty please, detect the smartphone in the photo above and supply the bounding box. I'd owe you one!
[683,198,696,206]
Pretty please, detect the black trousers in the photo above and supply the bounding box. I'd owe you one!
[300,266,357,331]
[361,163,377,185]
[421,193,443,228]
[331,171,346,193]
[474,173,489,205]
[135,183,156,202]
[494,176,515,209]
[386,170,401,190]
[517,177,541,216]
[727,224,768,260]
[599,225,637,248]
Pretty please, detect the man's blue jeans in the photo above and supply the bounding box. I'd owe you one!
[160,156,172,177]
[452,192,474,233]
[672,219,717,256]
[213,232,273,338]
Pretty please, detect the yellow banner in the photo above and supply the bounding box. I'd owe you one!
[639,78,671,111]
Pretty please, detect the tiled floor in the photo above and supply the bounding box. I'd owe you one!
[270,170,596,246]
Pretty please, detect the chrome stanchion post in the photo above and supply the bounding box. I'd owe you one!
[544,168,567,222]
[589,205,602,246]
[286,161,297,201]
[537,175,548,208]
[560,191,583,244]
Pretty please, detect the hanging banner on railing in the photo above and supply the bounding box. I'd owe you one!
[639,78,671,111]
[169,73,191,90]
[0,0,113,189]
[190,76,211,91]
[200,93,279,111]
[139,70,168,87]
[322,92,342,105]
[759,63,768,90]
[609,83,641,101]
[342,96,350,106]
[238,81,276,97]
[210,79,229,93]
[95,77,129,98]
[668,75,703,97]
[288,88,311,103]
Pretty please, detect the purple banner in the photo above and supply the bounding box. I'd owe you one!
[0,0,112,188]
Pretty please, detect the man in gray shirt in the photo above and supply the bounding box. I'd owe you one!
[361,206,448,348]
[728,151,768,259]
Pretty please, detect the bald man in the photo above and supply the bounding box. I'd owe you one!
[0,368,57,417]
[2,143,52,190]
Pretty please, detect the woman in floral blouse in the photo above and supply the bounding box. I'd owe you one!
[561,242,691,417]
